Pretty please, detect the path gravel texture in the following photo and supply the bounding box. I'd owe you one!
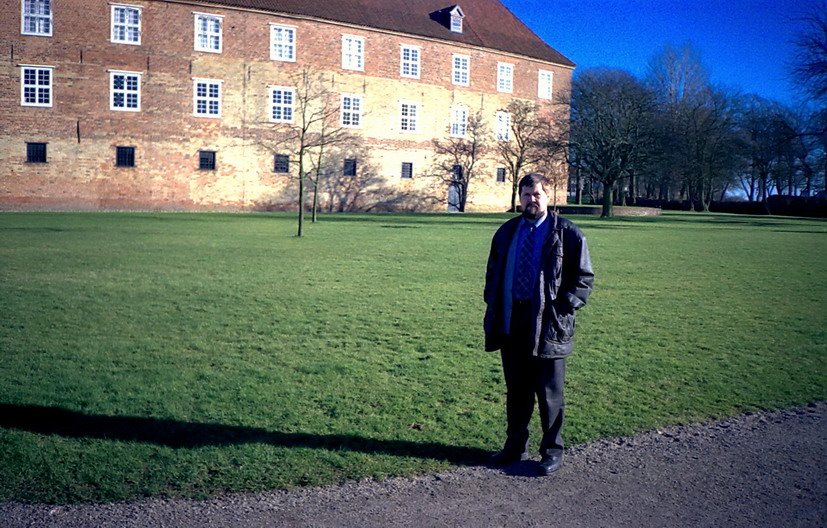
[2,402,825,527]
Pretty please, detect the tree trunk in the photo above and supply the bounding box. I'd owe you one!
[311,180,318,223]
[510,180,518,212]
[297,153,305,237]
[601,180,614,218]
[575,166,582,205]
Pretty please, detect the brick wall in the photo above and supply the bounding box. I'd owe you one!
[0,0,572,212]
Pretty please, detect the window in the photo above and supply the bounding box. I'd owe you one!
[21,66,52,107]
[401,162,413,179]
[193,79,221,117]
[450,7,464,33]
[274,154,289,173]
[110,71,141,111]
[111,4,141,45]
[199,150,216,170]
[343,158,357,177]
[194,13,222,53]
[340,94,362,127]
[341,35,365,71]
[26,142,47,163]
[497,63,513,93]
[495,111,510,141]
[400,102,419,132]
[452,54,469,86]
[270,24,296,61]
[496,167,506,182]
[538,69,554,100]
[21,0,52,36]
[450,106,467,137]
[400,45,420,79]
[269,86,294,123]
[116,146,135,167]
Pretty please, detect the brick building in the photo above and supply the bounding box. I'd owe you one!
[0,0,574,212]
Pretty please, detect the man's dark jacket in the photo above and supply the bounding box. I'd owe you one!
[484,212,594,358]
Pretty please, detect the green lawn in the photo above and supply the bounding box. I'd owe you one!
[1,211,825,503]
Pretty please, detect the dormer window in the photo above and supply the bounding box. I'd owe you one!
[450,6,464,33]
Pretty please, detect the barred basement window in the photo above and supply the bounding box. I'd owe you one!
[26,142,47,163]
[199,150,216,170]
[274,154,289,173]
[401,162,413,179]
[343,158,357,177]
[116,146,135,167]
[496,167,506,182]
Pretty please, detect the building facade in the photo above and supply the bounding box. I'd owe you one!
[1,0,574,212]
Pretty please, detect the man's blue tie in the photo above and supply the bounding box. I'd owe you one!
[514,224,536,300]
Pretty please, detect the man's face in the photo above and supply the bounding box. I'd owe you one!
[520,182,549,220]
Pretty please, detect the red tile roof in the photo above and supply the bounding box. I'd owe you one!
[199,0,574,67]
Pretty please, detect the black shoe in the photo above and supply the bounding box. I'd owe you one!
[488,450,529,466]
[539,453,563,475]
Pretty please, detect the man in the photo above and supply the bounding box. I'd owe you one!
[483,173,594,475]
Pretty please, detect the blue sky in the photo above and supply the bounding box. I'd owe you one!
[501,0,818,106]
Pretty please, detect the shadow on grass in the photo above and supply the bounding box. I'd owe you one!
[0,404,487,465]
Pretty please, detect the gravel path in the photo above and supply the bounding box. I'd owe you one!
[2,402,825,527]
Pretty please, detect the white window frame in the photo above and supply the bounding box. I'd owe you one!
[400,44,421,79]
[450,7,464,33]
[21,0,52,36]
[341,35,365,71]
[495,111,511,141]
[538,69,554,100]
[400,101,420,133]
[452,54,470,86]
[497,62,514,93]
[268,86,295,123]
[109,70,142,112]
[193,78,222,118]
[270,24,296,62]
[194,12,223,53]
[340,93,362,128]
[111,4,142,45]
[20,64,55,108]
[20,65,53,107]
[450,105,468,137]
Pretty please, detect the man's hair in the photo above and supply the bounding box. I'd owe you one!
[518,173,548,193]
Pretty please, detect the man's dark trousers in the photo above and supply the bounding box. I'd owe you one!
[501,301,566,457]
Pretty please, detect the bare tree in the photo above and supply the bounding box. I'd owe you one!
[569,68,655,218]
[495,100,547,212]
[429,110,490,212]
[265,67,353,236]
[791,3,827,103]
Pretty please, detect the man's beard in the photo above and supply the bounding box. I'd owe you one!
[522,205,546,221]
